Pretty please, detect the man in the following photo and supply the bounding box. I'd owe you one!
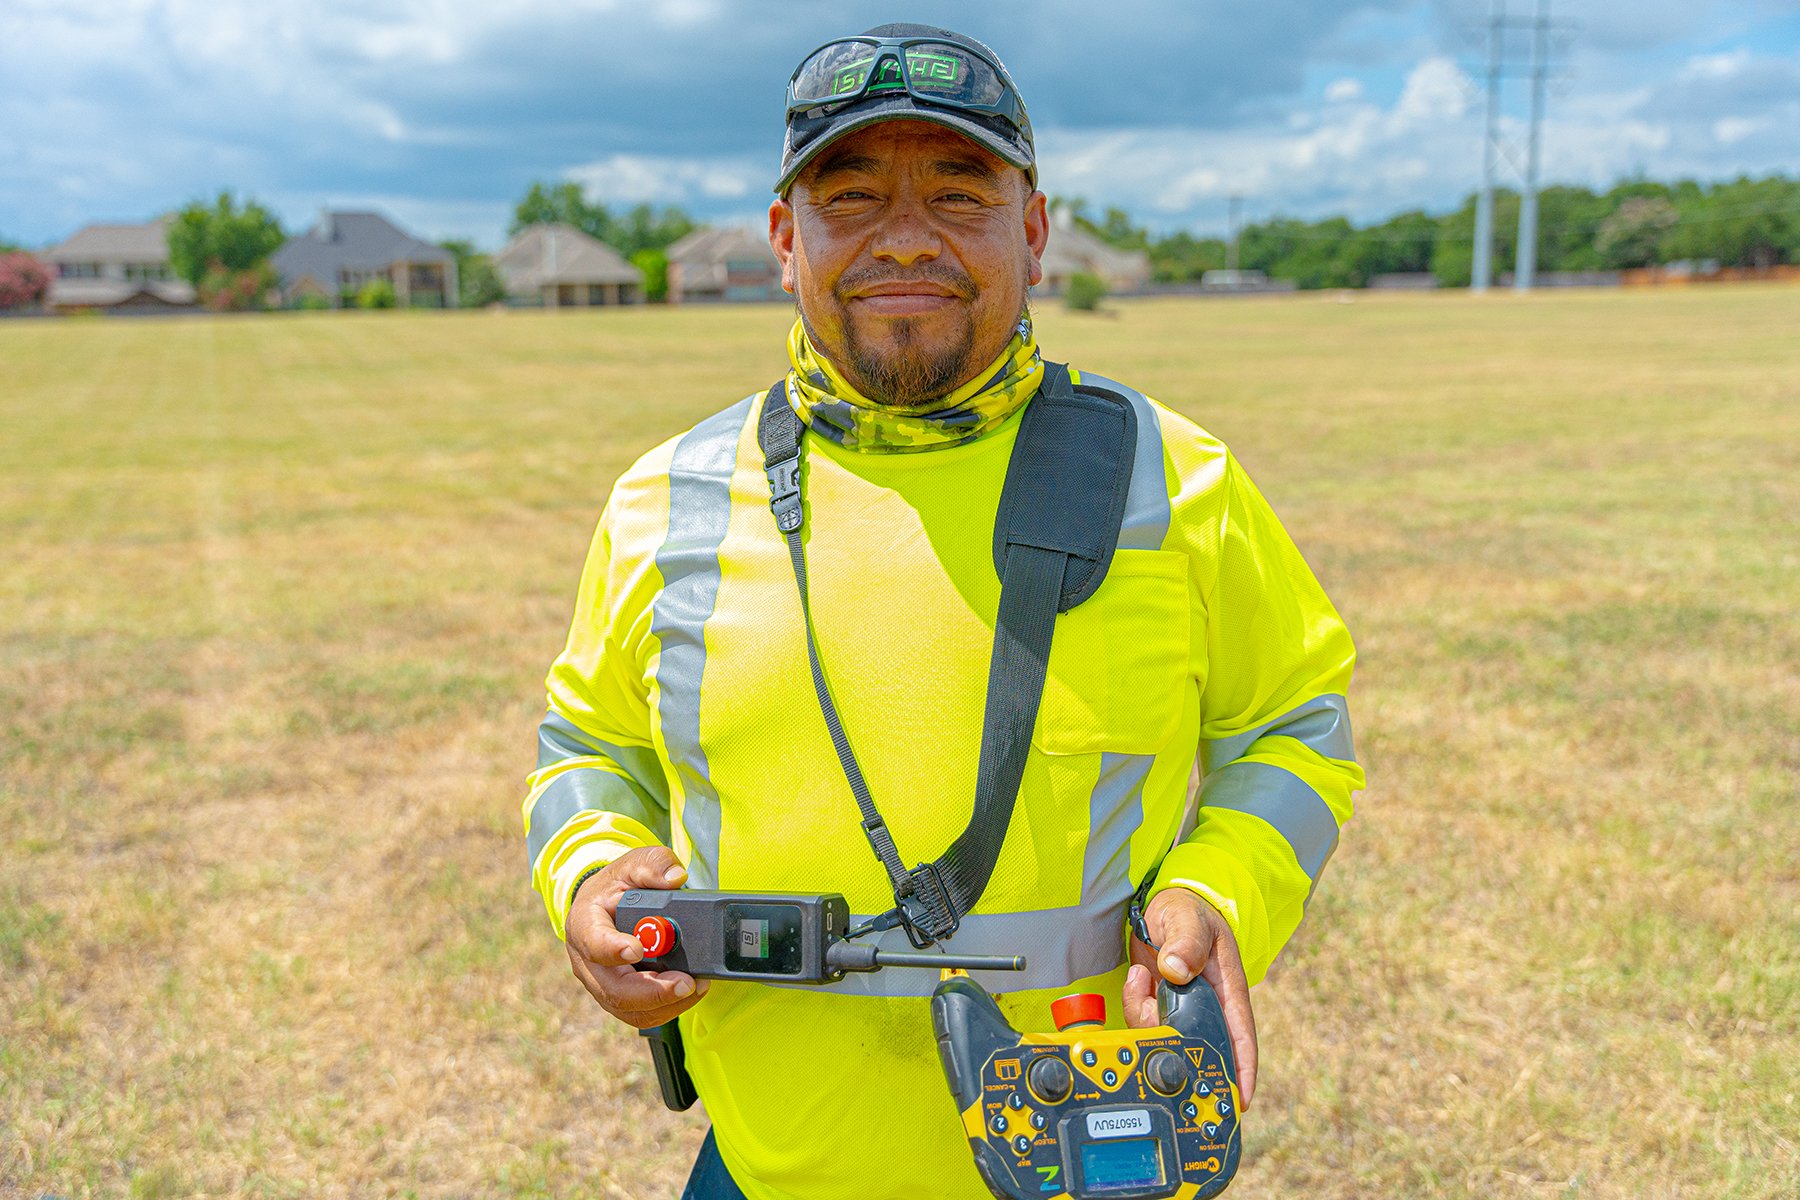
[522,23,1363,1200]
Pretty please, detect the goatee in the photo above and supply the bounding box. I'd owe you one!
[842,315,978,407]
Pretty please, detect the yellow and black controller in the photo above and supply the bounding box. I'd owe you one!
[932,977,1241,1199]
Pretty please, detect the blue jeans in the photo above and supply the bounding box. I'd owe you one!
[681,1129,749,1200]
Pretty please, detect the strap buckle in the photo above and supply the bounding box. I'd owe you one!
[1128,871,1160,952]
[895,862,960,948]
[765,455,803,534]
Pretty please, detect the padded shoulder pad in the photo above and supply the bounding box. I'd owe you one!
[992,362,1137,611]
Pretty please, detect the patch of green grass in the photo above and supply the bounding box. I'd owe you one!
[0,885,62,969]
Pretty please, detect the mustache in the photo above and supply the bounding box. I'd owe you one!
[835,262,977,301]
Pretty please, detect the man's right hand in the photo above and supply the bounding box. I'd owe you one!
[565,845,709,1029]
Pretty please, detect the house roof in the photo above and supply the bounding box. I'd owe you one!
[44,218,173,264]
[495,224,642,291]
[667,225,779,269]
[270,211,452,288]
[1038,219,1150,284]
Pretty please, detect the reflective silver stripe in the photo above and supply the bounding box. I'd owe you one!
[1083,750,1151,905]
[1084,373,1170,552]
[526,768,668,870]
[1200,693,1355,774]
[526,710,671,869]
[1077,377,1171,907]
[1200,760,1340,885]
[538,710,668,790]
[771,896,1131,998]
[651,395,753,889]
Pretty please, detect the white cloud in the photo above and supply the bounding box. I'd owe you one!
[1681,48,1753,79]
[1392,56,1470,125]
[565,154,762,206]
[1324,77,1364,102]
[1038,55,1482,226]
[1713,116,1765,144]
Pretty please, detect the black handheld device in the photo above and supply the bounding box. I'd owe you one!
[615,888,1028,984]
[933,975,1242,1200]
[618,888,1027,1112]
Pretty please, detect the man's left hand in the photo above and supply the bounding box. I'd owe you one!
[1123,887,1259,1110]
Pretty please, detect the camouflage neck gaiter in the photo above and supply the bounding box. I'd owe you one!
[784,312,1044,453]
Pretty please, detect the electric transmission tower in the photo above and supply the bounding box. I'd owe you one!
[1468,0,1575,292]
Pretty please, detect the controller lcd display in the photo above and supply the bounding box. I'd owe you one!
[722,903,804,975]
[1079,1137,1163,1191]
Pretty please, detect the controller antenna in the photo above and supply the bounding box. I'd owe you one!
[826,942,1026,974]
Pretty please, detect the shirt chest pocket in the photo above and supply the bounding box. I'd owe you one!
[1031,548,1192,756]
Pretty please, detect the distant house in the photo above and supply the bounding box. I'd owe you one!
[666,226,784,303]
[1199,268,1294,294]
[495,223,644,307]
[1369,272,1439,290]
[271,211,457,308]
[41,218,197,311]
[1036,209,1151,296]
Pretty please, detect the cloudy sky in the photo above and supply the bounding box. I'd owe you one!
[2,0,1796,249]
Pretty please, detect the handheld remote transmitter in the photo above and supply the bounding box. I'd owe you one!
[933,976,1241,1200]
[615,889,1027,983]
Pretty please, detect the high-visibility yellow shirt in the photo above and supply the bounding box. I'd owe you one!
[523,370,1363,1199]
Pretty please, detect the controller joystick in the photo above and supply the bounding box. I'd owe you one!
[932,974,1242,1199]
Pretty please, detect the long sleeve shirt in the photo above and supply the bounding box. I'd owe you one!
[522,371,1363,1200]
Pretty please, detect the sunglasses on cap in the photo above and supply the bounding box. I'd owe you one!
[785,36,1029,133]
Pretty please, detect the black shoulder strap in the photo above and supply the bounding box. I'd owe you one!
[935,363,1135,929]
[758,364,1137,947]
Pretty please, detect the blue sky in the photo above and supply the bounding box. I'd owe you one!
[2,0,1796,249]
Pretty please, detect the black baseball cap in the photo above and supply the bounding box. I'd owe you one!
[775,23,1037,197]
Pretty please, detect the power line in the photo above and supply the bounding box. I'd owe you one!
[1466,0,1576,291]
[1472,0,1503,290]
[1514,0,1551,290]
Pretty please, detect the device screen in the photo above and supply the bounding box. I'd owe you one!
[722,903,804,975]
[1079,1137,1163,1191]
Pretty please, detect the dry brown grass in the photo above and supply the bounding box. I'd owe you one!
[2,288,1796,1198]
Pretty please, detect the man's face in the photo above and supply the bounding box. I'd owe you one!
[769,120,1049,405]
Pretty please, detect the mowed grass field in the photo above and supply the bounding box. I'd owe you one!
[2,287,1797,1200]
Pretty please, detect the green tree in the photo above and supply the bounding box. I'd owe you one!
[511,182,694,258]
[1147,231,1227,282]
[1528,185,1609,271]
[355,278,396,309]
[167,191,285,287]
[1095,206,1149,250]
[1663,175,1800,268]
[1595,197,1678,268]
[1347,210,1441,280]
[1064,270,1107,311]
[440,239,507,307]
[632,248,669,302]
[514,181,611,243]
[612,203,697,257]
[1239,216,1364,288]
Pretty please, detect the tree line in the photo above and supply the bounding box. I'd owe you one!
[1061,173,1800,290]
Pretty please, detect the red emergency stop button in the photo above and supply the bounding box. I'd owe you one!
[1051,992,1106,1031]
[634,915,676,958]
